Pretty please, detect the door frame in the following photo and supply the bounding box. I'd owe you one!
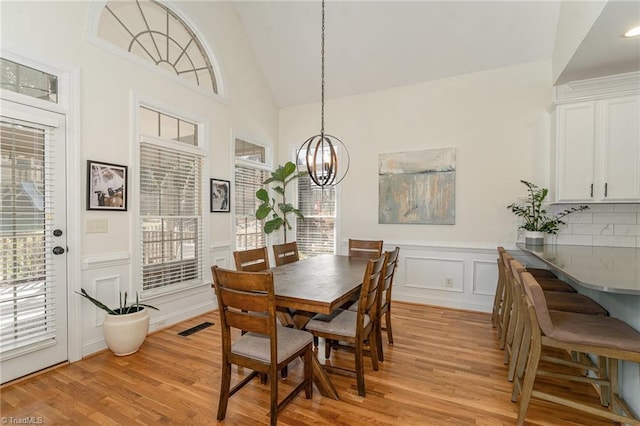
[1,49,83,365]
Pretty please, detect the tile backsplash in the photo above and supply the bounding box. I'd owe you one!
[546,204,640,247]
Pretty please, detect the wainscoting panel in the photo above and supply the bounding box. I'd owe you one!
[405,256,464,292]
[473,260,499,296]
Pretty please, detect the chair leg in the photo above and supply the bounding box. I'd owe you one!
[217,361,232,421]
[270,370,278,426]
[369,329,380,372]
[376,319,384,362]
[304,347,313,399]
[516,337,541,426]
[355,339,366,397]
[385,310,394,344]
[325,338,332,359]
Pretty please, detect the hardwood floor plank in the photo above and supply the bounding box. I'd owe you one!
[1,302,616,425]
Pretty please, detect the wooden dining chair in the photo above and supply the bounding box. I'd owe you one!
[348,246,400,361]
[512,271,640,425]
[305,253,387,397]
[272,241,300,266]
[233,247,270,272]
[211,266,313,426]
[348,239,383,259]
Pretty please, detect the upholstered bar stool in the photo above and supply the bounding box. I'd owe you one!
[513,272,640,426]
[503,259,608,381]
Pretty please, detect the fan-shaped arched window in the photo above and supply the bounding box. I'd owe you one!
[97,0,219,94]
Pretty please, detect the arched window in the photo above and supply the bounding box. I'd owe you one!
[96,0,220,95]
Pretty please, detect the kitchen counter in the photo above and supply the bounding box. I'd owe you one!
[516,244,640,295]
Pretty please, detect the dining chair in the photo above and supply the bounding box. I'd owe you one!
[348,239,383,259]
[513,271,640,425]
[348,246,400,361]
[211,266,313,426]
[305,253,387,397]
[272,241,300,266]
[233,247,270,272]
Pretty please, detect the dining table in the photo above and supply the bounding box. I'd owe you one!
[270,254,369,400]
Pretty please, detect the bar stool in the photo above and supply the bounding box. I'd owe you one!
[513,272,640,425]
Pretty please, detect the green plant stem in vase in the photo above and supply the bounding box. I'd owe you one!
[507,180,589,240]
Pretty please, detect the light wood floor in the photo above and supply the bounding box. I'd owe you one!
[1,302,615,425]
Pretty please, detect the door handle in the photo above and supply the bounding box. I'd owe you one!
[53,246,65,255]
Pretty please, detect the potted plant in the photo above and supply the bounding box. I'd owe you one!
[255,161,306,242]
[507,180,589,245]
[77,288,159,356]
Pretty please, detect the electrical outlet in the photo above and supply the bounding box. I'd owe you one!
[445,277,453,287]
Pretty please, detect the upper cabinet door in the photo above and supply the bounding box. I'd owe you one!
[598,96,640,202]
[556,102,596,202]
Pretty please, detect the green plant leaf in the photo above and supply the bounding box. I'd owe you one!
[264,217,284,233]
[282,161,296,177]
[273,186,284,195]
[256,188,269,202]
[256,204,272,219]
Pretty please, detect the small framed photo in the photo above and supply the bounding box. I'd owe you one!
[210,178,230,213]
[87,160,128,211]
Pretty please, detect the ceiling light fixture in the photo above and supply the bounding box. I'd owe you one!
[298,0,349,187]
[623,25,640,38]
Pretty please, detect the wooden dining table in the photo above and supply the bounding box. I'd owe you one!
[270,254,369,400]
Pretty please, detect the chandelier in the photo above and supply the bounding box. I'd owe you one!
[298,0,349,187]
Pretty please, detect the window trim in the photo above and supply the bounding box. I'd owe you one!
[131,93,210,300]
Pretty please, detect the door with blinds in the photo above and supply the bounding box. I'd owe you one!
[0,100,68,383]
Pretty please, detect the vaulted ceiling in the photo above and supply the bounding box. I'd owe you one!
[231,1,640,108]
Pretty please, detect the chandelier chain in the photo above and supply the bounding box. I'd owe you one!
[321,0,325,137]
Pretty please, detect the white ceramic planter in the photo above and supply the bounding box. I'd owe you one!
[524,231,545,246]
[103,307,150,356]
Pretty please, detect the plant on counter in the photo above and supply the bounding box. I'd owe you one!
[507,180,589,234]
[255,161,306,242]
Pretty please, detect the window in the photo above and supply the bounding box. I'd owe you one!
[0,58,58,103]
[138,107,203,293]
[97,0,219,94]
[234,139,268,251]
[296,151,336,257]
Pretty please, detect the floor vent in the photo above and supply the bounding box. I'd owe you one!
[178,321,214,336]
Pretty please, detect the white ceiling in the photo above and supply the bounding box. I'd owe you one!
[231,1,640,108]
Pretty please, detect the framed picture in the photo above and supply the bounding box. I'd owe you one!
[87,160,128,211]
[210,178,230,213]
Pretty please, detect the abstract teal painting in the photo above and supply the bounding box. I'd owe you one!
[379,148,455,224]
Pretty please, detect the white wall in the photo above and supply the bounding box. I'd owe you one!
[280,60,553,311]
[1,1,279,357]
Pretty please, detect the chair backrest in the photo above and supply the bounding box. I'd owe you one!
[211,265,277,357]
[348,239,383,259]
[273,241,300,266]
[380,247,400,310]
[520,271,555,336]
[354,253,387,331]
[233,247,270,272]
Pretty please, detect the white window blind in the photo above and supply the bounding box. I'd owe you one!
[235,163,267,250]
[296,175,336,256]
[0,118,56,352]
[139,141,203,292]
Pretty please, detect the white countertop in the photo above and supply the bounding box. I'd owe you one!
[517,244,640,295]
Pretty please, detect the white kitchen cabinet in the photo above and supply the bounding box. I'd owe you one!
[554,95,640,203]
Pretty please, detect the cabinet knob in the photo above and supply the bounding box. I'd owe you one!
[590,184,593,198]
[604,183,608,197]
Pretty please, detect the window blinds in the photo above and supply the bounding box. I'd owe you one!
[296,175,336,256]
[235,164,267,250]
[139,141,203,291]
[0,118,56,353]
